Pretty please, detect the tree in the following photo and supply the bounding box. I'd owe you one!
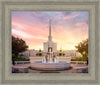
[12,36,28,57]
[63,53,65,56]
[39,53,42,56]
[59,48,63,56]
[59,53,65,56]
[75,39,88,57]
[36,53,38,56]
[39,49,41,52]
[36,53,42,56]
[59,53,62,56]
[12,53,15,65]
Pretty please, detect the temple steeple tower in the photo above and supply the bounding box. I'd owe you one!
[43,19,57,52]
[49,19,51,37]
[48,19,52,41]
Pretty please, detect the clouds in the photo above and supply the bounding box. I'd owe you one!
[62,12,79,20]
[12,11,88,50]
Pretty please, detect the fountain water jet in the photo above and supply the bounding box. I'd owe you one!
[42,47,59,63]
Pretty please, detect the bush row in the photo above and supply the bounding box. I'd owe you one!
[12,57,29,61]
[71,57,88,61]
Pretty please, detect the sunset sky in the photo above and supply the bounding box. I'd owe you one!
[12,12,88,50]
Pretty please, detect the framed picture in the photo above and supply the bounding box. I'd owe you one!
[12,11,89,73]
[0,0,99,85]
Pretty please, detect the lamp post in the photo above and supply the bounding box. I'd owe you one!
[82,51,86,64]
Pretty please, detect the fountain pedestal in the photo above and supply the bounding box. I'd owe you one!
[30,63,71,71]
[30,56,71,71]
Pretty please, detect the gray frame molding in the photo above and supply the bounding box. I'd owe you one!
[0,0,99,85]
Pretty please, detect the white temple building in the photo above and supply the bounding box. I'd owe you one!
[43,19,57,53]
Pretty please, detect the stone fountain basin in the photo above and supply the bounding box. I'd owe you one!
[30,63,71,71]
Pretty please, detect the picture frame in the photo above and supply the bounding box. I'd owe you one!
[0,0,99,85]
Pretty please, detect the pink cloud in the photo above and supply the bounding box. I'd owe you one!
[12,20,48,38]
[63,14,78,20]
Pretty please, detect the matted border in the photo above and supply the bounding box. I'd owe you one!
[0,0,99,85]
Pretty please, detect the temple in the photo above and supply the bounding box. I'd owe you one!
[43,19,57,53]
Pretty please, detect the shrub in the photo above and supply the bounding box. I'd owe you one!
[12,57,29,61]
[71,57,88,61]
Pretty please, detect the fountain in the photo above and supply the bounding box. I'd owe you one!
[30,56,71,71]
[29,40,71,71]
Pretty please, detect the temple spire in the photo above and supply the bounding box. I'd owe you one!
[49,19,51,37]
[48,19,52,41]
